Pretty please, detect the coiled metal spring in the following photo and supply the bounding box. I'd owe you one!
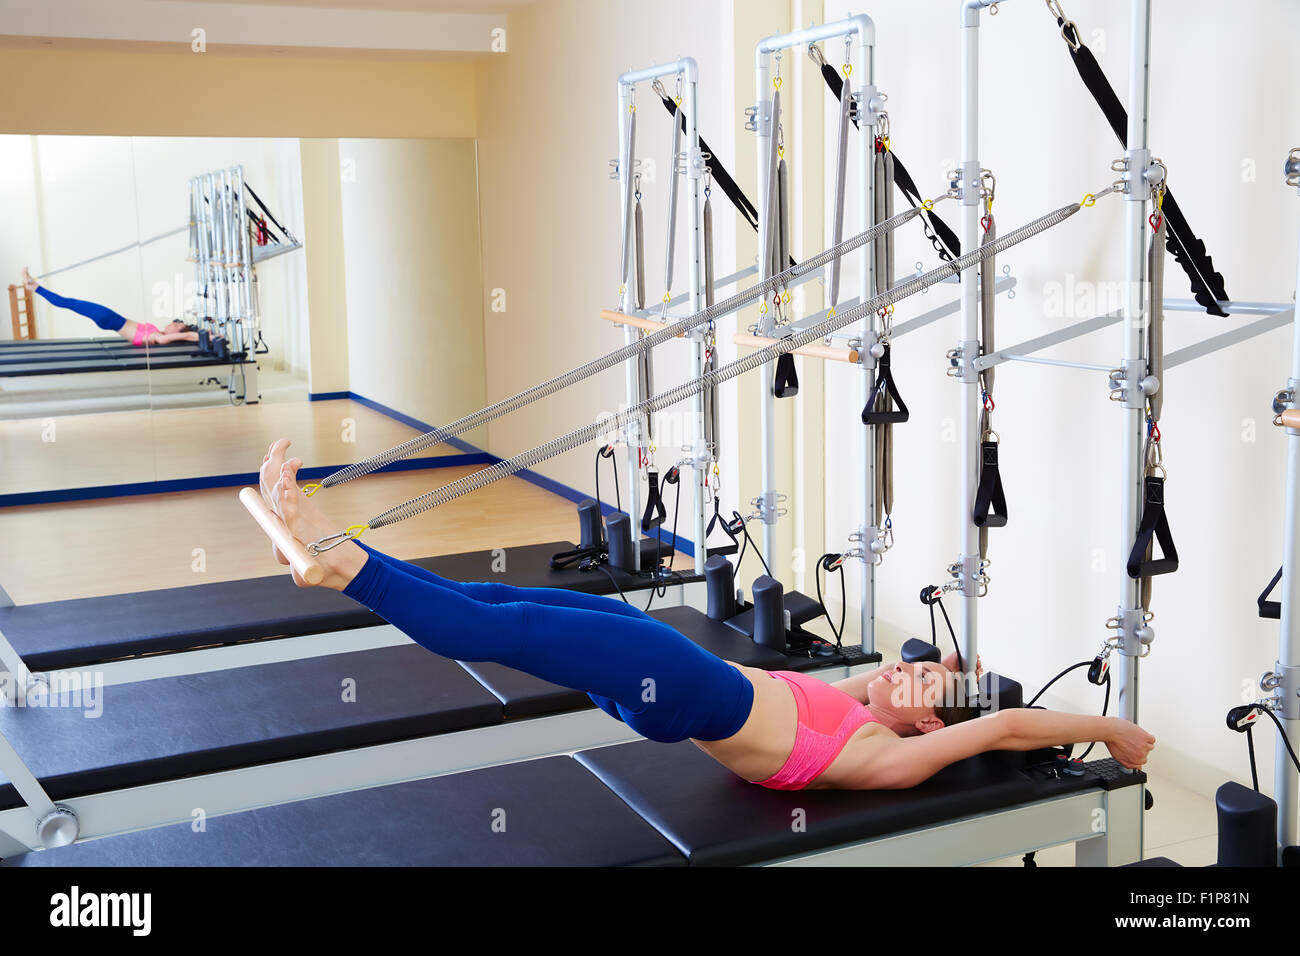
[363,198,1084,530]
[319,200,940,490]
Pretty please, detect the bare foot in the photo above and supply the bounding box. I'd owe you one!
[259,438,367,590]
[22,267,37,293]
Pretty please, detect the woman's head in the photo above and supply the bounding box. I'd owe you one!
[162,322,198,334]
[866,660,980,736]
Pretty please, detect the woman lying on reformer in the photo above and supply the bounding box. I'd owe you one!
[249,438,1156,792]
[23,267,200,348]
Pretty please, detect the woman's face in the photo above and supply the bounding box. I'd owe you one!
[865,660,950,735]
[163,322,187,334]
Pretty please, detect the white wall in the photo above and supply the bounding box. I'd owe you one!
[810,0,1300,793]
[337,138,487,442]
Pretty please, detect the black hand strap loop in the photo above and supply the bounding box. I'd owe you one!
[862,343,909,425]
[774,350,800,398]
[1126,475,1179,578]
[1259,566,1283,620]
[1052,16,1230,317]
[640,468,667,533]
[705,495,740,555]
[972,440,1008,528]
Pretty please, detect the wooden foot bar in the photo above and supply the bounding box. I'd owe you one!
[733,333,860,364]
[599,309,685,336]
[238,487,325,586]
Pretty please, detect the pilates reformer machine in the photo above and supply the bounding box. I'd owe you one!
[0,14,1151,868]
[0,1,1283,868]
[1,164,299,405]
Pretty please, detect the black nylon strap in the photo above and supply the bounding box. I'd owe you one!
[774,350,800,398]
[1259,566,1283,620]
[242,182,292,241]
[705,495,740,556]
[640,468,667,533]
[862,343,909,424]
[972,440,1008,529]
[656,94,799,268]
[1054,17,1230,317]
[819,63,961,261]
[1127,475,1179,578]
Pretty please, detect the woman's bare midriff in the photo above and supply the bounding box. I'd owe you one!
[690,662,894,788]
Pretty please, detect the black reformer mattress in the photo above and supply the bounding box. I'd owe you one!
[0,538,1124,868]
[5,743,1144,867]
[0,541,702,671]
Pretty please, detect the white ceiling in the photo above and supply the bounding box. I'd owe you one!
[157,0,539,11]
[0,0,534,55]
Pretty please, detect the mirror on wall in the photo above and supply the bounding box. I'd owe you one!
[0,136,492,604]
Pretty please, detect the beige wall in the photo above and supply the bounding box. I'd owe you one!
[0,46,477,138]
[299,139,350,395]
[337,138,487,445]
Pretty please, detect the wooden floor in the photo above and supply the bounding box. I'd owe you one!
[0,466,590,604]
[0,398,455,496]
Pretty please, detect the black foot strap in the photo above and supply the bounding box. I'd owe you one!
[640,469,667,533]
[973,440,1008,529]
[774,350,800,398]
[1259,566,1283,620]
[862,343,909,425]
[1127,475,1179,578]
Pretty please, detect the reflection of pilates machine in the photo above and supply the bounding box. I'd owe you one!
[2,164,299,405]
[185,165,302,404]
[0,1,1293,868]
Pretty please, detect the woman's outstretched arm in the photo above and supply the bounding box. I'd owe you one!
[841,708,1155,790]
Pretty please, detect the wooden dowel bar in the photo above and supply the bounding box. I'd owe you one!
[732,333,859,364]
[598,309,685,336]
[238,487,324,586]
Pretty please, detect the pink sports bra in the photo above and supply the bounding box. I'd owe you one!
[132,322,159,346]
[754,670,880,791]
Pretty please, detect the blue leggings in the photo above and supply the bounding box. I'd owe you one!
[344,544,755,743]
[35,286,128,332]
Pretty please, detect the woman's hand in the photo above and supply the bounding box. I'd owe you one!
[1106,718,1156,770]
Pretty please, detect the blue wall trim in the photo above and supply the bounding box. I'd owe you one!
[315,391,697,557]
[0,453,492,509]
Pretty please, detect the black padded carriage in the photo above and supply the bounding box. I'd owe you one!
[4,742,1143,867]
[0,542,704,670]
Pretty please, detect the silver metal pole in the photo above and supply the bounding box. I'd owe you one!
[1116,0,1153,728]
[1274,161,1300,851]
[957,0,998,670]
[857,28,878,656]
[616,79,643,568]
[681,61,709,575]
[754,15,877,588]
[755,43,777,573]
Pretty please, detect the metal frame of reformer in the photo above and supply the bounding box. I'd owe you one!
[1260,154,1300,857]
[606,32,1021,654]
[0,581,710,857]
[0,614,1143,866]
[613,60,711,576]
[952,1,1300,858]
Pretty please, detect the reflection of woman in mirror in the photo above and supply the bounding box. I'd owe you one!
[23,267,200,347]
